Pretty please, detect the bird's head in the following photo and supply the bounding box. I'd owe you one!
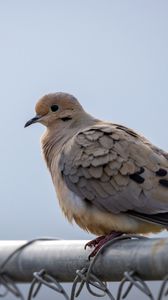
[24,92,85,128]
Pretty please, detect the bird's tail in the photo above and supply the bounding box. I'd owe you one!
[128,211,168,227]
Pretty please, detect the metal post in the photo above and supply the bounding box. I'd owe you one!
[0,238,167,282]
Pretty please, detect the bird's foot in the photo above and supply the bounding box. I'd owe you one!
[84,235,105,249]
[85,231,123,260]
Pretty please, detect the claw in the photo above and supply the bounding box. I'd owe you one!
[84,236,105,249]
[85,232,123,259]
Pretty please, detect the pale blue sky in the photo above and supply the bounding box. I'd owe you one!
[1,0,168,241]
[1,1,168,299]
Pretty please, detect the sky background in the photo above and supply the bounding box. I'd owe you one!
[0,1,168,299]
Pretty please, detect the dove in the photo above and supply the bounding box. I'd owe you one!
[25,92,168,256]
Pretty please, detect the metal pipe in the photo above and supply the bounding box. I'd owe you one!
[0,238,167,282]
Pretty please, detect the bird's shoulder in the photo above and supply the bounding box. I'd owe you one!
[60,121,167,165]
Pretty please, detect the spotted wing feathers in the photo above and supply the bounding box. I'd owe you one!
[60,123,168,221]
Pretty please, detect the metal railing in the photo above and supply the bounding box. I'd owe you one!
[0,236,168,299]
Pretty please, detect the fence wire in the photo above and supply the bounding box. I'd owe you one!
[0,237,167,300]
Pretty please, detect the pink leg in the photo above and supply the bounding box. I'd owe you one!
[85,232,123,259]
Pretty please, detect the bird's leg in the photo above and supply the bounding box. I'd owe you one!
[86,231,123,259]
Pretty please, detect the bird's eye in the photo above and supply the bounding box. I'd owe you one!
[50,104,59,112]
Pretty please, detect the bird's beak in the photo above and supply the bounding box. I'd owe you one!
[24,115,42,128]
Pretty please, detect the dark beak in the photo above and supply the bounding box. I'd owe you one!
[24,115,41,128]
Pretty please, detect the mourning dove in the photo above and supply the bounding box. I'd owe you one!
[25,92,168,255]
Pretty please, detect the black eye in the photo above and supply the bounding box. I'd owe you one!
[50,104,59,112]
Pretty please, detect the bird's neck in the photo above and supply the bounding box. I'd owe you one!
[41,127,70,169]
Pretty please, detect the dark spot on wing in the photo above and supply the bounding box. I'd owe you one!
[84,198,92,206]
[137,167,145,175]
[159,179,168,188]
[156,168,167,177]
[129,172,145,184]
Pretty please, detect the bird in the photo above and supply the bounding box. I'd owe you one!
[25,92,168,257]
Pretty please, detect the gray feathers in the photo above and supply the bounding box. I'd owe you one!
[59,123,168,224]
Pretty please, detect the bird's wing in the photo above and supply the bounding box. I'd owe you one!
[59,122,168,223]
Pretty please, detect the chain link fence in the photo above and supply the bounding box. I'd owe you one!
[0,236,167,299]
